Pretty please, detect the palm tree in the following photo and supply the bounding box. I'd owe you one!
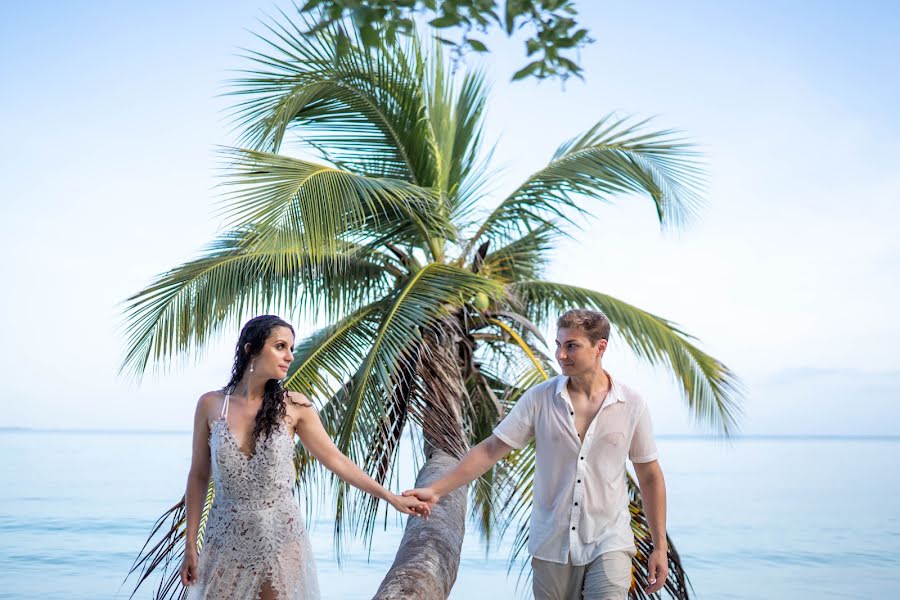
[124,10,741,600]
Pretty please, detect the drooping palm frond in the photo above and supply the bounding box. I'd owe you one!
[466,114,704,257]
[512,280,742,434]
[284,302,384,403]
[119,226,394,379]
[628,475,692,600]
[125,498,186,600]
[284,302,401,559]
[125,479,218,600]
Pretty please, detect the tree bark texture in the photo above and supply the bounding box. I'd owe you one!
[371,320,471,599]
[371,450,466,600]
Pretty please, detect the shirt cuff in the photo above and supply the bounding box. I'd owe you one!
[492,428,524,450]
[630,451,659,464]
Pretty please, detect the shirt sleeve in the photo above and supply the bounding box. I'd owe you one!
[629,404,659,463]
[492,388,538,449]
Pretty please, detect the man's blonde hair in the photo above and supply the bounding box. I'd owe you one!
[556,309,611,344]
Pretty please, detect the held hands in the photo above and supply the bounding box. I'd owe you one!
[401,486,440,513]
[644,547,669,594]
[388,493,431,518]
[179,549,198,587]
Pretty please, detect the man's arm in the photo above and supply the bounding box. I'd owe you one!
[634,459,668,594]
[403,434,513,507]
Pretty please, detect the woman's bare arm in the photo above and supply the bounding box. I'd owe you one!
[289,392,427,516]
[184,394,215,556]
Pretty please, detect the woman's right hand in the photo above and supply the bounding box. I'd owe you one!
[180,550,199,587]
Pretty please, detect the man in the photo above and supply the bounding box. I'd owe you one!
[404,309,668,599]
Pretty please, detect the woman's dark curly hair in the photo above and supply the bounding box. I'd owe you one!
[223,315,295,441]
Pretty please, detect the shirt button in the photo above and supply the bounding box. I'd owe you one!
[570,411,574,416]
[577,479,582,483]
[572,526,576,530]
[574,502,578,506]
[580,456,584,460]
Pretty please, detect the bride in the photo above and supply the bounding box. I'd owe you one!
[179,315,428,599]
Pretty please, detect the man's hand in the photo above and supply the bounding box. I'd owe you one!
[402,486,441,510]
[644,547,668,594]
[387,493,431,518]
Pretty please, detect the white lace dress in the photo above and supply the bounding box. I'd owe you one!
[188,394,320,599]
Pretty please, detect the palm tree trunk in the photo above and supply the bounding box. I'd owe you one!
[372,321,471,600]
[371,450,466,599]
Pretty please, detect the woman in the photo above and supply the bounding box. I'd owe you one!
[179,315,428,599]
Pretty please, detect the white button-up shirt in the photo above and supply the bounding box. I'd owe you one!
[493,373,658,565]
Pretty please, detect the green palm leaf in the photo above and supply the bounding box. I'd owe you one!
[479,223,561,283]
[468,114,704,255]
[120,227,393,378]
[218,147,444,254]
[231,15,433,185]
[513,280,743,434]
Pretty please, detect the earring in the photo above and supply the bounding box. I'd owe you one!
[250,360,255,373]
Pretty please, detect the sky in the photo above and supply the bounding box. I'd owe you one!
[1,1,899,435]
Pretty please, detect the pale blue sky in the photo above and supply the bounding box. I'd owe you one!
[2,1,899,434]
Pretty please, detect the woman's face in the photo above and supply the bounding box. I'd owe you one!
[251,326,295,380]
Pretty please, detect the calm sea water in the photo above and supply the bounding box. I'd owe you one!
[0,431,897,599]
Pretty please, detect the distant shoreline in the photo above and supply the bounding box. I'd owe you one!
[1,427,898,441]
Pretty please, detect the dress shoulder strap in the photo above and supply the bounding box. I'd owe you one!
[220,392,230,420]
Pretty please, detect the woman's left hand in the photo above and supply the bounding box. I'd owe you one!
[388,493,430,518]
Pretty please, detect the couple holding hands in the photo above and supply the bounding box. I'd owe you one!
[181,310,668,600]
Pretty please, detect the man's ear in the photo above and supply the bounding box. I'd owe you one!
[597,338,608,357]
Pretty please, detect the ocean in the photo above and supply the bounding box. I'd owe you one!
[0,430,897,599]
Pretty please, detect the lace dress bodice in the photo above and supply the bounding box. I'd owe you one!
[187,394,320,599]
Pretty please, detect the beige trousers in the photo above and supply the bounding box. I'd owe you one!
[532,551,632,600]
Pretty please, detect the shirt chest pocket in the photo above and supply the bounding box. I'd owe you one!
[591,430,628,477]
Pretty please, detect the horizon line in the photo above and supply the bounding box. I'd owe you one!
[0,427,898,441]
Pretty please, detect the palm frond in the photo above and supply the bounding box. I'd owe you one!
[468,114,704,256]
[283,302,387,531]
[486,318,549,379]
[628,475,692,599]
[445,70,495,222]
[478,223,561,283]
[120,227,393,378]
[230,11,434,185]
[513,280,743,434]
[335,263,503,461]
[420,45,493,211]
[124,498,186,600]
[218,147,445,253]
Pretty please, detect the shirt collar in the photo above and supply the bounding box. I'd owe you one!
[556,371,625,407]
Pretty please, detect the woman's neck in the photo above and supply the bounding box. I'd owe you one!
[233,374,268,401]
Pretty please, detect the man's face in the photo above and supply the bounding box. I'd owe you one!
[555,327,606,375]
